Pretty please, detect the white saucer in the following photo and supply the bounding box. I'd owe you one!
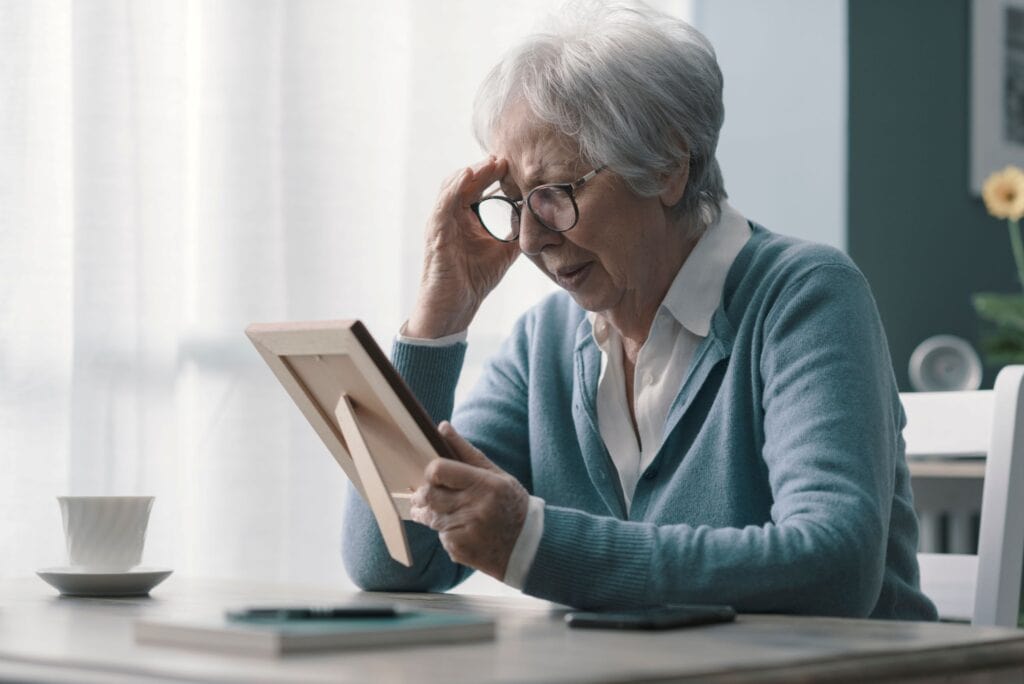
[36,566,173,597]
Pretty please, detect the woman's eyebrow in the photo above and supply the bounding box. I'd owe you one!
[498,179,520,197]
[515,162,577,190]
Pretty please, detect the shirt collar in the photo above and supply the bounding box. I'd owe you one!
[661,201,751,337]
[588,201,751,344]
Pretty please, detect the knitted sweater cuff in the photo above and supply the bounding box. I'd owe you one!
[522,505,654,609]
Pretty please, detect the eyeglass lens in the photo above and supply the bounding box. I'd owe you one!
[475,198,520,242]
[476,186,578,241]
[528,187,578,232]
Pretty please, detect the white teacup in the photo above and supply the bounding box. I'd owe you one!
[58,496,154,572]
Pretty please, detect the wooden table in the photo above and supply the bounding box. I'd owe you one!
[1,576,1023,683]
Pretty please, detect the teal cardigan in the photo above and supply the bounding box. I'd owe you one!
[342,225,938,620]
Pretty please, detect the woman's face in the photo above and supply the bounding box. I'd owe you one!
[491,106,690,324]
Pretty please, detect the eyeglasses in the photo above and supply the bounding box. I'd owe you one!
[471,166,605,242]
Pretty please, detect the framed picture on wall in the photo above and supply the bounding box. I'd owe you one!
[972,0,1024,193]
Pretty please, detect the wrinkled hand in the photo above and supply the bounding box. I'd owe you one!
[410,422,529,580]
[406,157,520,339]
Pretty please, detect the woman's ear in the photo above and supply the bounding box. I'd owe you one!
[659,161,689,207]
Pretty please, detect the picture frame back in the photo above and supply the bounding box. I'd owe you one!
[245,320,454,567]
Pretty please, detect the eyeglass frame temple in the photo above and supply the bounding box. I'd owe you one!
[570,165,605,190]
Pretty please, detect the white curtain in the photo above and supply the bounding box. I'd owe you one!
[0,0,689,586]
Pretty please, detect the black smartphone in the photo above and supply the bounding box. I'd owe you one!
[225,604,399,621]
[564,604,736,630]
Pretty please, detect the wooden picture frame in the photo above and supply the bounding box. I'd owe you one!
[971,0,1024,193]
[245,320,454,567]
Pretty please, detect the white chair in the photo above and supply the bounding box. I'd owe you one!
[901,365,1024,626]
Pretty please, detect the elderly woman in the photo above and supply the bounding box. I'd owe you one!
[342,1,937,619]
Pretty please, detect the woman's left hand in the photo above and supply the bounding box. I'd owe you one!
[409,422,529,580]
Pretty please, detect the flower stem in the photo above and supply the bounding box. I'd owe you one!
[1011,219,1024,292]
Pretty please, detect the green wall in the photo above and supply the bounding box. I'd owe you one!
[848,0,1006,390]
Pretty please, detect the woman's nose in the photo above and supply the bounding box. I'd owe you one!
[517,209,563,256]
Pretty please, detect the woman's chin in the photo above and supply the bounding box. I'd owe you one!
[564,288,609,314]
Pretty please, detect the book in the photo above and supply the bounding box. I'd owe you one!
[134,610,496,657]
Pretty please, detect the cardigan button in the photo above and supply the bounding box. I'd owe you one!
[643,469,658,480]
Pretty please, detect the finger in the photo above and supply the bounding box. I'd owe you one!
[437,167,465,195]
[410,485,428,509]
[409,504,435,528]
[411,502,465,531]
[431,158,508,239]
[439,422,499,472]
[438,164,488,213]
[438,529,471,565]
[420,484,464,515]
[469,155,496,175]
[425,457,489,490]
[412,504,466,535]
[434,167,473,214]
[456,157,507,206]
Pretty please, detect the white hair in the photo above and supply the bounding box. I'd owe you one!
[473,0,727,229]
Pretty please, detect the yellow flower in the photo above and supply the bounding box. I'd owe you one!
[982,165,1024,221]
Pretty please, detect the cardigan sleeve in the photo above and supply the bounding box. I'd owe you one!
[521,264,903,616]
[341,318,534,592]
[340,340,470,591]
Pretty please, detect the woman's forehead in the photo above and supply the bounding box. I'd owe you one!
[500,159,579,192]
[493,102,578,156]
[493,126,583,188]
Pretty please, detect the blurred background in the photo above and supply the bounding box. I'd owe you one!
[0,0,1003,589]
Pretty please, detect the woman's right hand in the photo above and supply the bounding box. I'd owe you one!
[406,157,520,339]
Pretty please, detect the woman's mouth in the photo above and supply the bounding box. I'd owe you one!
[554,262,593,291]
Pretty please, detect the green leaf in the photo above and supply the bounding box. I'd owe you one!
[978,325,1024,365]
[973,292,1024,332]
